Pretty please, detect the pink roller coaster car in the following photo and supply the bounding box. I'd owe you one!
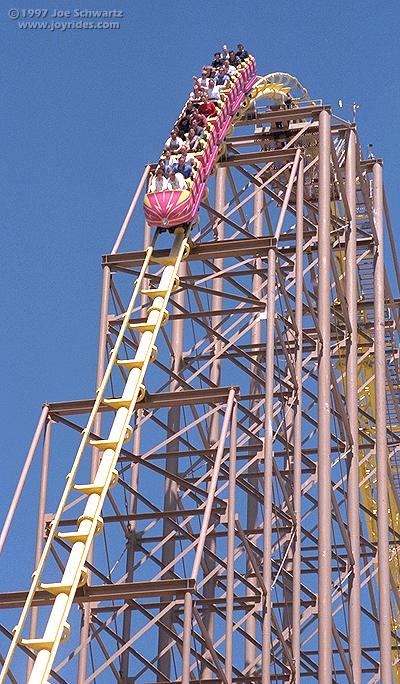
[144,56,257,230]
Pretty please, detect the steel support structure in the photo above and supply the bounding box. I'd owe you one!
[1,102,400,684]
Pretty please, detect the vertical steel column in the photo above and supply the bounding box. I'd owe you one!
[157,266,186,680]
[26,417,52,682]
[88,263,113,488]
[210,165,226,391]
[373,161,392,683]
[92,264,113,457]
[202,166,226,678]
[260,149,300,684]
[317,109,332,682]
[292,157,304,684]
[0,405,49,555]
[345,129,361,683]
[120,223,150,682]
[245,185,263,671]
[262,245,276,684]
[225,399,237,684]
[182,590,193,684]
[183,389,236,684]
[119,421,141,683]
[78,262,111,684]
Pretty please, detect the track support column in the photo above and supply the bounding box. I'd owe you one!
[292,157,304,684]
[317,109,332,683]
[245,183,263,672]
[225,399,237,684]
[345,129,361,683]
[158,265,186,681]
[373,160,392,683]
[202,165,226,678]
[26,417,52,682]
[262,245,275,684]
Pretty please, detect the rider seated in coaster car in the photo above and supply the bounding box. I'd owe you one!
[164,129,185,155]
[236,43,249,61]
[171,155,193,180]
[229,50,241,68]
[195,69,210,90]
[198,95,217,119]
[166,170,186,191]
[185,127,201,153]
[190,110,206,136]
[224,59,236,77]
[177,114,191,140]
[212,52,224,69]
[189,82,205,102]
[205,78,222,102]
[215,66,230,87]
[159,150,174,176]
[149,167,168,192]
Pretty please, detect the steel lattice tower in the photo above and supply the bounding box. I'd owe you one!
[0,78,400,684]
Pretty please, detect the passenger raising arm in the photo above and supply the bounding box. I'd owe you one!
[196,69,210,89]
[189,82,205,101]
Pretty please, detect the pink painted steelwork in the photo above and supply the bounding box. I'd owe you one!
[143,56,257,228]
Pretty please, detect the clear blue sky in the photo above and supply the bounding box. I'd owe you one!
[1,0,399,587]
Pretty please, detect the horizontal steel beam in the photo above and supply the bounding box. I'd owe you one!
[360,158,383,170]
[219,149,299,166]
[55,505,228,527]
[0,578,196,609]
[109,305,266,325]
[103,234,375,272]
[226,123,354,146]
[103,236,277,269]
[236,103,331,126]
[46,386,240,417]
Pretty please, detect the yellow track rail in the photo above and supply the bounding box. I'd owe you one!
[358,323,400,680]
[0,227,190,684]
[334,226,400,680]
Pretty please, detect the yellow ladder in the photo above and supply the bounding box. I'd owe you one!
[0,226,190,684]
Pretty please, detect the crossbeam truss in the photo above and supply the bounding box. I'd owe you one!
[0,103,399,683]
